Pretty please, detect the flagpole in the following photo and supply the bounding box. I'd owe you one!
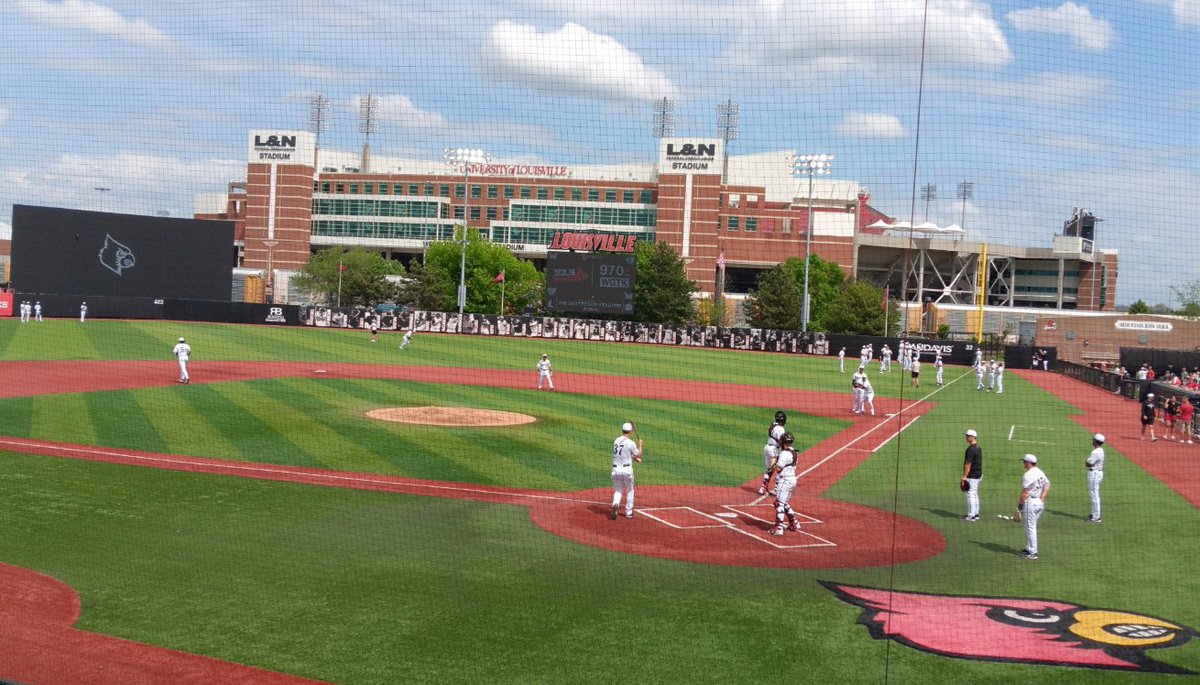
[500,275,506,315]
[883,284,889,336]
[336,256,343,308]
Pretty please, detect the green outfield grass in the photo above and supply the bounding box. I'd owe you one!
[0,319,1197,683]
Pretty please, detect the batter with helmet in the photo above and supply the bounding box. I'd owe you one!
[758,410,788,495]
[770,432,801,536]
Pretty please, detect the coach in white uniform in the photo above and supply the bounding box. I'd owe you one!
[536,354,555,390]
[1017,454,1051,560]
[610,422,642,519]
[1085,434,1105,523]
[770,432,801,536]
[173,337,191,384]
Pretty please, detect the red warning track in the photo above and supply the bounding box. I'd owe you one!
[0,359,944,682]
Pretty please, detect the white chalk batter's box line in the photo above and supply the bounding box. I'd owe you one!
[637,504,836,549]
[1008,424,1057,446]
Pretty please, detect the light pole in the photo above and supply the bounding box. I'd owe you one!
[263,239,278,303]
[921,183,936,221]
[443,148,491,317]
[792,154,833,334]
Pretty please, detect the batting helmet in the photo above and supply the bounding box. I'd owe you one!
[780,432,795,446]
[774,410,787,425]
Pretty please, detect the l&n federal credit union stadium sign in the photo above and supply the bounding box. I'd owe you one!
[658,137,724,175]
[248,130,316,165]
[1115,320,1173,332]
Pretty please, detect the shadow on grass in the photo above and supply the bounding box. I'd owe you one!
[974,541,1024,557]
[923,508,963,520]
[1046,508,1090,522]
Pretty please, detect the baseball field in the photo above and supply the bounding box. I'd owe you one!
[0,319,1197,683]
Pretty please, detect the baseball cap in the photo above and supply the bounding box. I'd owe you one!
[1023,454,1038,464]
[621,422,633,433]
[1093,433,1105,444]
[178,337,185,342]
[965,429,978,438]
[1147,393,1155,399]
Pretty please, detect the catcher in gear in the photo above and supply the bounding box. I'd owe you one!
[759,411,788,495]
[770,432,802,536]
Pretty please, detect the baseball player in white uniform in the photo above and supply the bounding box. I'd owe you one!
[1085,433,1105,523]
[536,354,554,390]
[769,432,801,536]
[987,360,997,391]
[758,411,787,495]
[1016,454,1051,560]
[860,374,876,416]
[399,329,413,349]
[610,422,642,519]
[838,347,846,373]
[975,359,986,390]
[34,302,42,322]
[173,337,191,384]
[995,362,1004,394]
[369,317,379,342]
[851,366,866,413]
[880,345,892,373]
[901,341,912,372]
[80,302,88,323]
[935,354,944,386]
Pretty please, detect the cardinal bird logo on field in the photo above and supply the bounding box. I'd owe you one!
[823,582,1194,674]
[98,233,136,276]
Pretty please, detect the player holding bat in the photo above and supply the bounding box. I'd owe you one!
[610,421,643,520]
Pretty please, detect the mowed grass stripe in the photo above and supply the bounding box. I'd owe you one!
[218,381,398,474]
[190,382,325,468]
[132,389,242,461]
[30,393,98,446]
[84,391,168,454]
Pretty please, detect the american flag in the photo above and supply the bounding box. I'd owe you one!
[717,251,725,269]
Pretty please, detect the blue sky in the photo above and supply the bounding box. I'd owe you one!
[1,0,1197,306]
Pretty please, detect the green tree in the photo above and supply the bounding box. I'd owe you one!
[747,264,803,330]
[634,240,696,323]
[1127,299,1150,314]
[776,255,846,331]
[823,280,889,335]
[397,259,453,312]
[290,247,404,307]
[420,229,543,314]
[1171,279,1200,318]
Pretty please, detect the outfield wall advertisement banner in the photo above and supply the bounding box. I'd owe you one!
[11,205,235,301]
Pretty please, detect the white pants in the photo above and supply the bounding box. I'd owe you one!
[839,357,845,372]
[611,466,635,515]
[936,368,944,385]
[996,376,1003,393]
[763,444,779,472]
[538,371,554,389]
[852,388,863,413]
[1024,498,1045,554]
[774,476,798,529]
[988,373,996,389]
[1088,470,1103,519]
[864,390,875,415]
[976,373,985,390]
[964,477,981,517]
[178,358,189,381]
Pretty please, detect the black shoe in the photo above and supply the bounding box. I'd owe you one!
[961,515,977,522]
[1025,552,1038,561]
[610,504,618,520]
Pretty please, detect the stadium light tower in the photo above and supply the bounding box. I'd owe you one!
[653,97,675,139]
[956,180,974,231]
[309,94,330,169]
[443,147,491,318]
[921,183,936,221]
[716,99,739,180]
[791,154,834,334]
[358,94,378,173]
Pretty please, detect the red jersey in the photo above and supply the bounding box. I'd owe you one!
[1180,401,1195,423]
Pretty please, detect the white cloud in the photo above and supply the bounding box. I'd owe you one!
[732,0,1011,75]
[946,72,1108,105]
[485,21,677,102]
[1008,2,1114,51]
[354,94,448,130]
[15,0,172,49]
[837,113,906,138]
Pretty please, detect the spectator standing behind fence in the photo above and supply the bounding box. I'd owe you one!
[1179,400,1195,444]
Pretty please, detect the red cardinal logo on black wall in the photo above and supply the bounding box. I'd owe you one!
[824,582,1193,674]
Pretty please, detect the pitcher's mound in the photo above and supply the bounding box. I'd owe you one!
[367,406,536,427]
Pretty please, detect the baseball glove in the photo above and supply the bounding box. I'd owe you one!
[960,479,970,492]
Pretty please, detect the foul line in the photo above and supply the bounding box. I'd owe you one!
[0,437,609,507]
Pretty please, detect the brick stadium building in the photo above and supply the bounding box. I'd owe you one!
[194,130,1118,332]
